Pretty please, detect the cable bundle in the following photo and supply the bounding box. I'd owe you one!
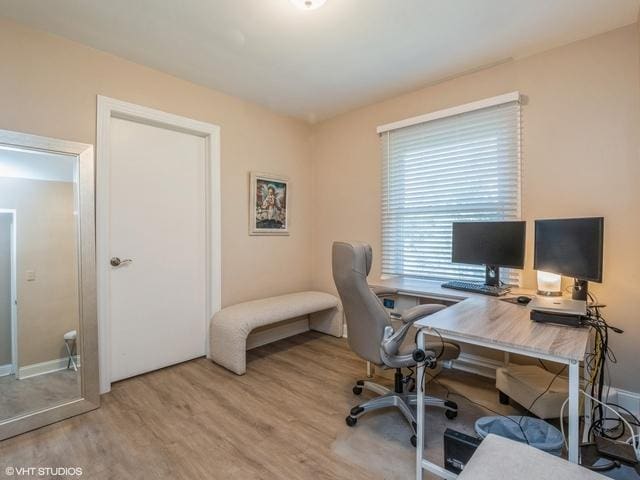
[581,297,634,443]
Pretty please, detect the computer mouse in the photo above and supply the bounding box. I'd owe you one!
[516,296,531,305]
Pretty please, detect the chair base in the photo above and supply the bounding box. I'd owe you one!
[346,379,458,446]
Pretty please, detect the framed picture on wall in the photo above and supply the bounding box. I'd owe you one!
[249,172,289,235]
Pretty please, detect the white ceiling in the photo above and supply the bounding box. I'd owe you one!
[0,0,638,122]
[0,147,76,182]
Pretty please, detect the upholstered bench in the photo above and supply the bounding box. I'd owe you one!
[208,291,343,375]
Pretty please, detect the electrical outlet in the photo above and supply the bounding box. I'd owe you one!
[26,270,36,281]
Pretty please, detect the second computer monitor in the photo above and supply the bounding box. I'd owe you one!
[452,221,526,286]
[534,217,604,301]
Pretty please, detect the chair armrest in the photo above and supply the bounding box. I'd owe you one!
[380,323,437,367]
[400,303,446,324]
[381,322,413,357]
[380,303,445,367]
[382,303,446,355]
[369,285,398,297]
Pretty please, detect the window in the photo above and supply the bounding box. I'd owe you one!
[380,94,521,284]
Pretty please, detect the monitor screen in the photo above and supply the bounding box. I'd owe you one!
[534,217,604,282]
[451,221,526,269]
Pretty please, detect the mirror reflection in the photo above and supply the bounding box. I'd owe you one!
[0,146,81,421]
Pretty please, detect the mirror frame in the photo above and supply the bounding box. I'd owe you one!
[0,128,99,440]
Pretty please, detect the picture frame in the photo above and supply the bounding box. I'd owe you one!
[249,172,290,235]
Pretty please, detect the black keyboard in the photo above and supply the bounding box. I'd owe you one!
[441,280,510,297]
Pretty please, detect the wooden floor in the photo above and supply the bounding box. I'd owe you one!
[0,369,80,420]
[5,332,630,479]
[0,332,385,480]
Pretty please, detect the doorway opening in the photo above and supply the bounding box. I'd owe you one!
[0,209,17,378]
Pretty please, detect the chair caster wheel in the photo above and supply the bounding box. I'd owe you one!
[410,435,417,447]
[445,409,458,420]
[352,386,363,395]
[345,416,357,427]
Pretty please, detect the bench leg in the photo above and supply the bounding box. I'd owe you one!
[309,306,344,337]
[209,327,248,375]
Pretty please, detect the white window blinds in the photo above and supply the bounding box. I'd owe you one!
[381,99,521,284]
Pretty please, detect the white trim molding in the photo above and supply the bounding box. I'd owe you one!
[376,91,520,134]
[607,387,640,421]
[96,96,222,394]
[445,352,505,379]
[18,357,81,380]
[0,208,17,376]
[0,364,12,377]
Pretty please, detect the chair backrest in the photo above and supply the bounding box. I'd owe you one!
[332,241,391,364]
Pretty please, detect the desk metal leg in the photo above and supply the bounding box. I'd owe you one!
[568,360,580,463]
[415,330,457,480]
[416,332,425,480]
[583,393,592,443]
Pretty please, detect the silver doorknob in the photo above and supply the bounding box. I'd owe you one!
[110,257,132,267]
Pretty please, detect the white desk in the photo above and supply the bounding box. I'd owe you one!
[370,277,590,480]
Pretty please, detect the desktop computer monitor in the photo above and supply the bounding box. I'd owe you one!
[534,217,604,301]
[451,221,526,287]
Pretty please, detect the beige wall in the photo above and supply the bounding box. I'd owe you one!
[2,17,639,391]
[0,178,79,367]
[0,18,313,308]
[0,214,11,366]
[310,25,640,392]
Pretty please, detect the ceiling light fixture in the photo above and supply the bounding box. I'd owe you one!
[290,0,327,11]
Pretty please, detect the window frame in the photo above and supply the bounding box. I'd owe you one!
[379,92,522,285]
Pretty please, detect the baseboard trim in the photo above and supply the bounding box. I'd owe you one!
[0,364,13,377]
[18,356,80,379]
[446,352,505,379]
[606,387,640,420]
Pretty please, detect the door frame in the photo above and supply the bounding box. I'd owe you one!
[96,96,221,394]
[0,209,17,376]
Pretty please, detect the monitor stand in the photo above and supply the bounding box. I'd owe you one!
[485,265,500,287]
[572,279,589,301]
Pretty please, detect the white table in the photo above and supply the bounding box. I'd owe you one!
[370,277,590,480]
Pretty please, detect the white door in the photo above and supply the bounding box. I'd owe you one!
[108,117,207,382]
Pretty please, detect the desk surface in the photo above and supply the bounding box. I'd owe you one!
[371,277,590,362]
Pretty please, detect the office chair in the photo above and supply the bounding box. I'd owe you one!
[332,241,460,446]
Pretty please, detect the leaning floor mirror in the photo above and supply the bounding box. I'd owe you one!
[0,128,99,440]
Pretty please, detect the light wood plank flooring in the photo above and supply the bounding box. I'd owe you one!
[0,332,384,479]
[0,331,517,479]
[0,369,80,420]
